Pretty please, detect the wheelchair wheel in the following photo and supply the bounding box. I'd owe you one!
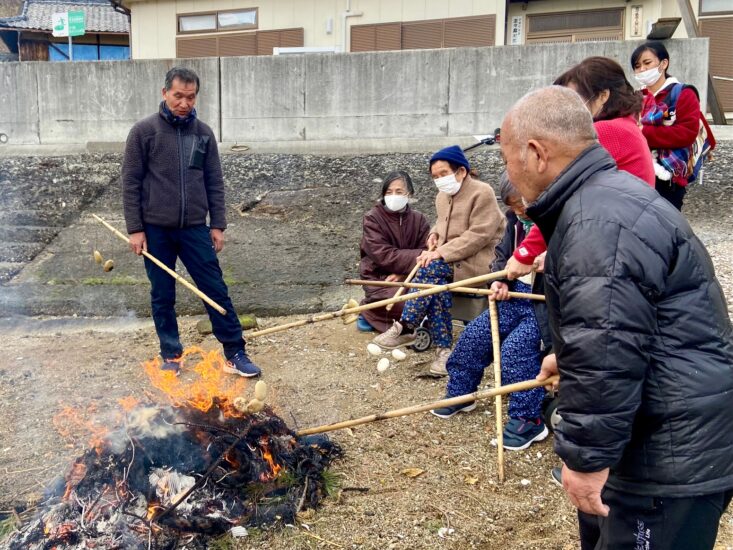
[411,327,432,352]
[542,396,562,433]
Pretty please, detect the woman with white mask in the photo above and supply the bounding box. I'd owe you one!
[372,146,505,376]
[358,171,431,333]
[632,41,703,211]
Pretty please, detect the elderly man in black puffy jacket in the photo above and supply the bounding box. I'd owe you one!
[501,85,733,550]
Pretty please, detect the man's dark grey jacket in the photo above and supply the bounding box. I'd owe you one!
[527,144,733,497]
[121,111,225,234]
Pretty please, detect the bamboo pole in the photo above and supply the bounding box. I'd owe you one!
[248,270,508,338]
[91,214,227,316]
[296,375,558,436]
[386,245,434,312]
[489,298,505,482]
[385,261,421,312]
[345,279,545,302]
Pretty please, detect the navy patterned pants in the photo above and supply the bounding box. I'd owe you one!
[401,259,453,348]
[445,281,544,419]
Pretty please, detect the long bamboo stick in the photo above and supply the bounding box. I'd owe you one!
[385,244,435,312]
[91,214,227,316]
[296,375,558,436]
[489,298,504,482]
[248,270,508,338]
[345,279,545,302]
[385,260,421,312]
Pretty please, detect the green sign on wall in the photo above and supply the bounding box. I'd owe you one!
[67,10,85,37]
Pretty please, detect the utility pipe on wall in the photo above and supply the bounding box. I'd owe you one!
[341,0,363,52]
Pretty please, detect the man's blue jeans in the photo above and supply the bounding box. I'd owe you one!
[143,224,245,360]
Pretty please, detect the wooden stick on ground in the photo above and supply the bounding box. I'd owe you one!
[248,270,508,338]
[296,375,558,436]
[345,279,545,302]
[489,298,505,482]
[91,214,227,316]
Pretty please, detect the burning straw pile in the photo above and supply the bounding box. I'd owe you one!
[4,347,342,549]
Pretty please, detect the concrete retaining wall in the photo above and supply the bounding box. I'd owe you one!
[0,39,710,146]
[1,58,219,145]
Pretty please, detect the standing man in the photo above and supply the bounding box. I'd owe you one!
[122,67,260,378]
[501,86,733,549]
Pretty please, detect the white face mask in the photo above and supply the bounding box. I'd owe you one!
[434,173,462,195]
[635,66,663,88]
[384,194,409,212]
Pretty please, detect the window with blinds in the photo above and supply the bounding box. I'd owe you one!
[176,28,304,58]
[526,8,624,44]
[351,15,496,53]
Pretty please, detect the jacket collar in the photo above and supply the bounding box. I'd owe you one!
[526,144,616,241]
[376,201,412,219]
[159,101,198,127]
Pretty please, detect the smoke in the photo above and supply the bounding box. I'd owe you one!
[106,405,183,454]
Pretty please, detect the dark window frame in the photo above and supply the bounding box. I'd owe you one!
[177,7,258,35]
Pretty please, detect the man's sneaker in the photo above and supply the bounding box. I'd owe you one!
[429,347,452,376]
[430,400,476,419]
[223,350,261,378]
[502,417,549,451]
[550,466,563,487]
[356,315,375,332]
[161,356,182,376]
[372,321,415,349]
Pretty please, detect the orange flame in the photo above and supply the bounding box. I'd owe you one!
[260,438,283,480]
[118,396,140,412]
[142,346,250,417]
[53,404,111,456]
[62,461,88,501]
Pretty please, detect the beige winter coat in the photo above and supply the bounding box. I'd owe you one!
[432,175,506,283]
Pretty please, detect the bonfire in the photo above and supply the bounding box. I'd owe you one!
[4,347,342,549]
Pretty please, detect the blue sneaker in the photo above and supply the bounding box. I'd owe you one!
[430,400,476,419]
[356,315,375,332]
[223,350,261,378]
[502,417,549,451]
[160,356,182,376]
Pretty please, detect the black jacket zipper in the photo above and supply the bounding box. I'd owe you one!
[176,127,186,228]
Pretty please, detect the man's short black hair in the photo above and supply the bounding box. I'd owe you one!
[165,67,200,94]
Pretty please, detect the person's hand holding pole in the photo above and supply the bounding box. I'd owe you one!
[505,256,533,280]
[536,353,559,392]
[490,281,510,301]
[129,232,147,255]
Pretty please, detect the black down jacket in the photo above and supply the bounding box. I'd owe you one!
[527,144,733,497]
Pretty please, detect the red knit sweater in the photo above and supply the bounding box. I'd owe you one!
[512,117,656,265]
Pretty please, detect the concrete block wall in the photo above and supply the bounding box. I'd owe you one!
[0,63,40,144]
[0,58,219,145]
[0,39,710,146]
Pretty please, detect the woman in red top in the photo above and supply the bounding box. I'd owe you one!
[507,56,656,272]
[632,41,701,210]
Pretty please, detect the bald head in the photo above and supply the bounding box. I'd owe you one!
[504,86,597,155]
[500,86,598,203]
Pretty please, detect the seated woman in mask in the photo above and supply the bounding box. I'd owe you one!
[372,146,505,376]
[358,170,431,333]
